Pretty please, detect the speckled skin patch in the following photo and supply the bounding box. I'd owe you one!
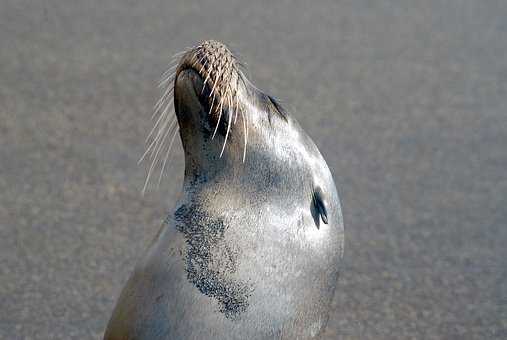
[174,204,252,319]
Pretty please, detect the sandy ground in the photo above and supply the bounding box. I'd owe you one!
[1,1,506,339]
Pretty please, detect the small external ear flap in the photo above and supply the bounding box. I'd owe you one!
[267,95,288,120]
[311,186,329,228]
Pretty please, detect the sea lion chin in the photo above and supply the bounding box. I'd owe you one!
[104,40,344,340]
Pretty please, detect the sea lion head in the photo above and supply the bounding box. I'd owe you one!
[173,41,289,169]
[146,40,338,230]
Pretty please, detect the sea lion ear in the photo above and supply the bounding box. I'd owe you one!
[267,95,288,121]
[312,186,329,227]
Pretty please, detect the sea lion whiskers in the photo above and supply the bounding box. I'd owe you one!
[212,65,238,152]
[240,100,248,162]
[159,59,178,79]
[153,85,173,114]
[149,96,173,140]
[202,70,212,95]
[139,110,174,166]
[211,95,225,140]
[197,60,210,94]
[225,66,247,161]
[142,116,178,195]
[142,98,174,159]
[208,59,226,99]
[233,66,241,125]
[151,113,177,162]
[140,47,195,193]
[219,92,233,158]
[158,49,191,86]
[210,68,229,141]
[158,71,176,89]
[209,89,218,125]
[140,96,177,193]
[158,67,177,88]
[157,45,201,92]
[152,83,174,127]
[139,116,166,164]
[201,58,215,95]
[157,126,179,186]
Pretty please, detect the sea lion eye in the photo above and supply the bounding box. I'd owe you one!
[311,186,329,228]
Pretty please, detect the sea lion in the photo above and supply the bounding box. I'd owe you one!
[104,40,344,340]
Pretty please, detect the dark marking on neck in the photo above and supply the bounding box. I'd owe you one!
[174,204,253,319]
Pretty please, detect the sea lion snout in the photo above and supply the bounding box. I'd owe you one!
[175,40,242,123]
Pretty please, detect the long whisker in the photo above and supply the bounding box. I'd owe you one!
[233,67,242,124]
[209,64,226,99]
[139,114,175,164]
[170,50,188,60]
[147,100,173,143]
[142,116,175,195]
[157,126,179,186]
[148,105,173,147]
[220,97,233,157]
[239,84,250,163]
[212,97,224,140]
[209,90,217,117]
[202,62,213,94]
[161,65,176,79]
[158,71,176,88]
[160,63,177,79]
[153,86,174,116]
[151,116,176,160]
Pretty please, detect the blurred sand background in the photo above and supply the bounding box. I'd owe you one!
[1,1,506,339]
